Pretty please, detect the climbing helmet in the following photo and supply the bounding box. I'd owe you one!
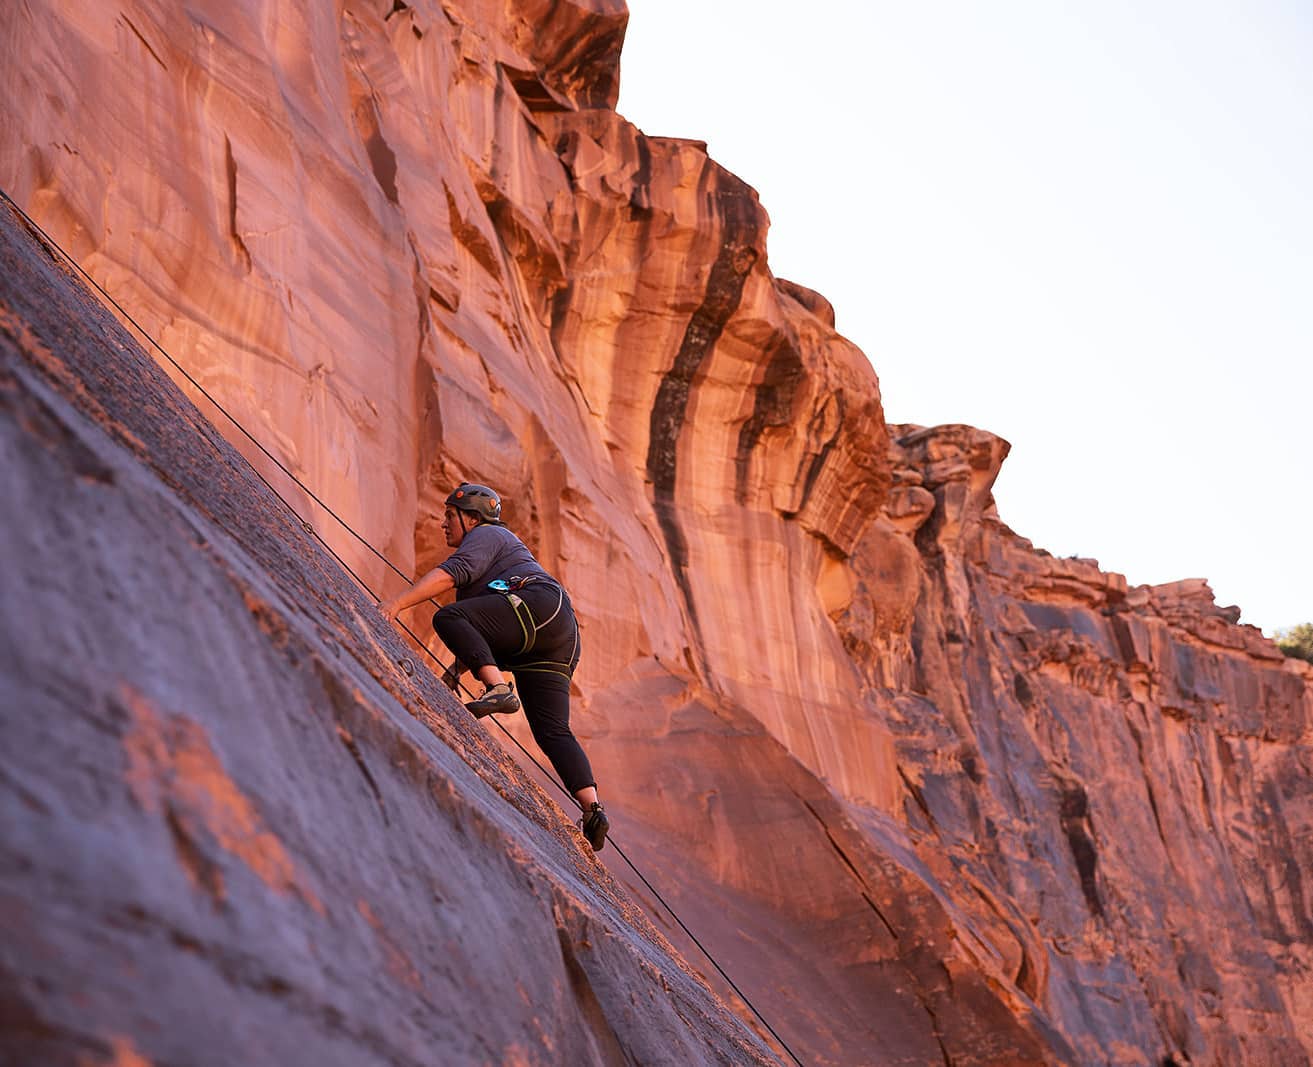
[446,482,503,525]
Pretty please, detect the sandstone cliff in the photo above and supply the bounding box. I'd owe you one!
[0,198,777,1066]
[2,1,1310,1064]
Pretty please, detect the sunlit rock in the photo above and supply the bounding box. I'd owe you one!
[2,2,1309,1063]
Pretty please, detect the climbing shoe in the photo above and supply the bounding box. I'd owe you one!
[581,802,609,853]
[464,682,520,718]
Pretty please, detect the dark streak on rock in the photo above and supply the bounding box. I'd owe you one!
[502,64,571,113]
[923,996,954,1067]
[347,64,400,209]
[337,724,390,826]
[862,891,900,942]
[165,805,226,908]
[406,235,431,357]
[735,333,802,505]
[223,136,252,272]
[444,186,502,281]
[363,110,400,206]
[806,790,958,1067]
[1058,781,1104,918]
[555,924,630,1062]
[170,928,204,954]
[0,764,52,814]
[1128,721,1172,854]
[548,282,573,352]
[429,284,457,314]
[315,659,390,825]
[796,794,902,946]
[533,0,627,109]
[553,132,576,180]
[792,391,845,518]
[122,15,168,72]
[1015,942,1038,999]
[645,169,759,651]
[1013,671,1035,708]
[897,765,937,832]
[629,136,652,217]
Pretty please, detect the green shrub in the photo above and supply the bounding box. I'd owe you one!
[1275,623,1313,663]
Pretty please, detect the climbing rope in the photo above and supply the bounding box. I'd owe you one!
[0,186,806,1067]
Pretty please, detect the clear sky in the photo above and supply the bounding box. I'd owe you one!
[617,0,1312,636]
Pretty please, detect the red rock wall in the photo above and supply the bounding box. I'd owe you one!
[3,2,1310,1064]
[0,199,777,1066]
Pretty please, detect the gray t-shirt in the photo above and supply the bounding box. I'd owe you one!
[437,523,552,598]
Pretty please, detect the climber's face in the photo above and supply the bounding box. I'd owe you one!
[443,506,468,548]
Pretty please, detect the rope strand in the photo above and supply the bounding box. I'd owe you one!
[0,186,805,1067]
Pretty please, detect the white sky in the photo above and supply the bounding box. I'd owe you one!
[618,0,1312,635]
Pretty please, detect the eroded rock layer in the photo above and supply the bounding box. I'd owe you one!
[2,2,1310,1064]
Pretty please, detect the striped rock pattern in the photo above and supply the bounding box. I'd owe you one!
[2,2,1310,1063]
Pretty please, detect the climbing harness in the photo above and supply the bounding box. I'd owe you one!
[487,574,577,674]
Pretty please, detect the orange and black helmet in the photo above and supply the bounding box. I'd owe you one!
[445,482,503,525]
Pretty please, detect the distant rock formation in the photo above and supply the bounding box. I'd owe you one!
[2,2,1310,1064]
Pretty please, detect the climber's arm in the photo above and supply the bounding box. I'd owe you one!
[380,566,456,621]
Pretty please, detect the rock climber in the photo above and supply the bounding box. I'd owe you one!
[380,482,609,852]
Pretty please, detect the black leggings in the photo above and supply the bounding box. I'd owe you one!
[433,583,593,794]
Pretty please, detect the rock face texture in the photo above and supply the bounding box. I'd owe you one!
[0,201,777,1067]
[2,2,1311,1065]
